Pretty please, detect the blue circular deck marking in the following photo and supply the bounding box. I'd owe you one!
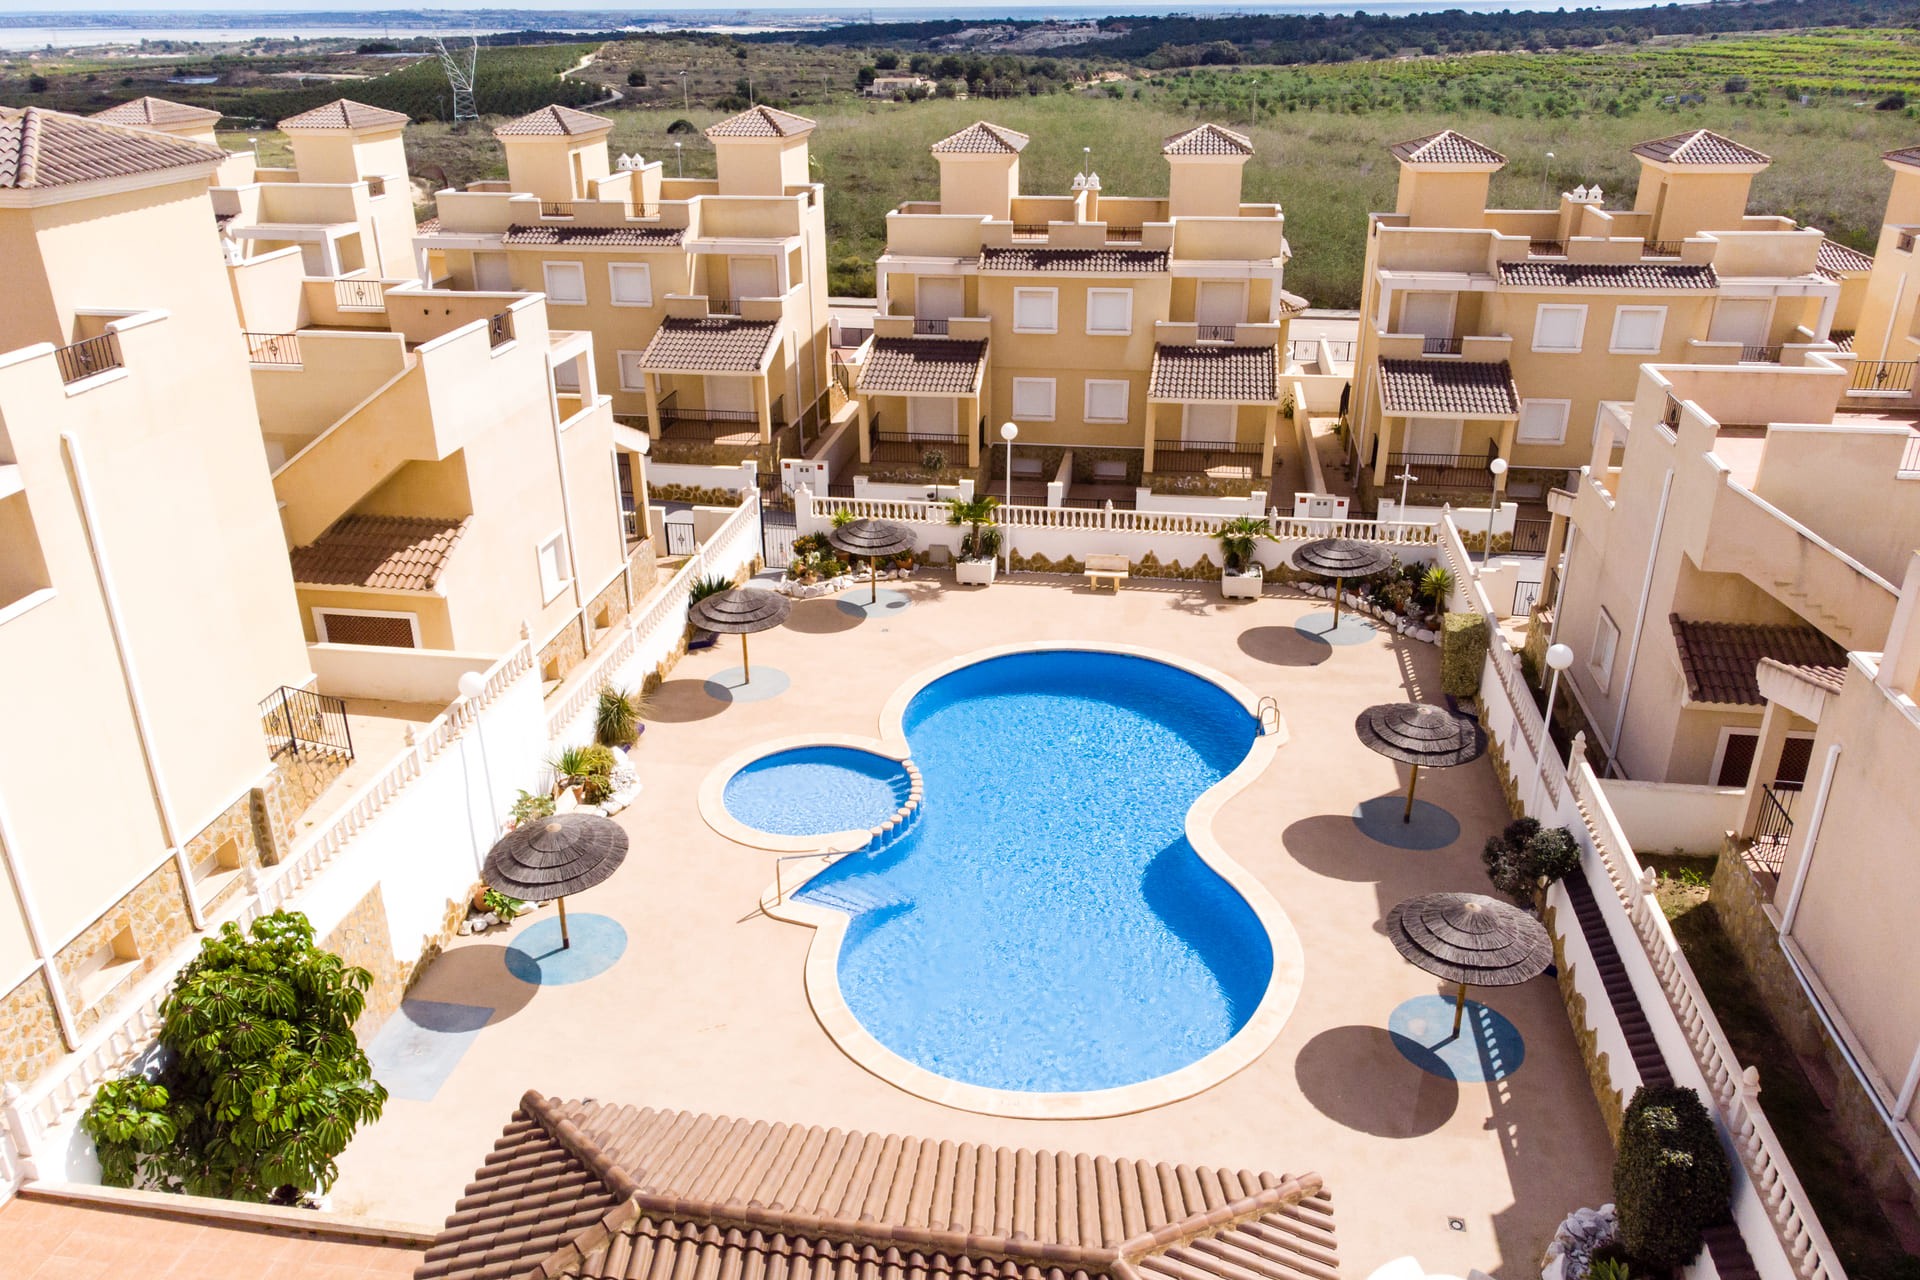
[1294,611,1378,646]
[837,588,912,620]
[1352,794,1461,849]
[704,665,790,702]
[504,913,626,986]
[1388,994,1526,1081]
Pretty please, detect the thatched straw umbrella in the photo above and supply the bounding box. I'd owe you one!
[1292,538,1395,630]
[1355,701,1488,822]
[689,587,791,683]
[1386,890,1552,1036]
[827,518,918,604]
[483,814,628,950]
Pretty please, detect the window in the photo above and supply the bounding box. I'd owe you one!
[1516,399,1571,446]
[617,351,647,393]
[1011,377,1056,420]
[537,532,571,603]
[1086,288,1134,335]
[1610,306,1666,354]
[541,261,587,305]
[1590,608,1621,693]
[190,836,243,887]
[1084,379,1130,423]
[1013,288,1058,334]
[1713,731,1760,788]
[608,263,653,307]
[74,928,140,1007]
[1532,304,1588,353]
[314,608,420,648]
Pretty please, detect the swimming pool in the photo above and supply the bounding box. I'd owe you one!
[777,649,1283,1101]
[723,746,911,839]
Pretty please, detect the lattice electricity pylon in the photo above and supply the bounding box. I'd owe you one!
[431,35,479,125]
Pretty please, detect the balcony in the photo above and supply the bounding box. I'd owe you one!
[913,317,950,336]
[1745,782,1799,878]
[1197,325,1237,343]
[1151,438,1263,478]
[1740,345,1784,364]
[539,201,574,219]
[53,332,123,385]
[870,424,965,467]
[653,392,785,443]
[1386,449,1501,490]
[486,309,515,349]
[1422,336,1465,356]
[1849,359,1916,394]
[244,331,302,366]
[1641,240,1685,258]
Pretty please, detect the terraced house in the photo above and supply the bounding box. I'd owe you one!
[417,102,833,503]
[1349,128,1866,532]
[857,120,1303,506]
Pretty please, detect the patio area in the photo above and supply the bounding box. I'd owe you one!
[328,574,1613,1278]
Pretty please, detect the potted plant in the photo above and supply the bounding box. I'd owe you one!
[948,495,1002,585]
[1216,515,1269,599]
[593,684,648,749]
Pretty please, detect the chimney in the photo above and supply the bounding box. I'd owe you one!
[1163,124,1253,218]
[931,122,1028,221]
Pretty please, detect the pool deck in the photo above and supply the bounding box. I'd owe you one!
[330,574,1614,1278]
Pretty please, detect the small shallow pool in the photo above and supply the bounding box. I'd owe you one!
[723,746,910,838]
[791,650,1275,1096]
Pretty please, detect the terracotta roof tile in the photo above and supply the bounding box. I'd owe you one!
[1498,260,1719,290]
[980,246,1169,274]
[495,104,614,137]
[1151,344,1278,402]
[415,1091,1338,1280]
[1816,239,1873,279]
[415,216,441,234]
[931,121,1029,155]
[290,514,468,590]
[1758,656,1849,697]
[1377,358,1519,417]
[501,223,685,247]
[639,317,778,373]
[706,105,816,139]
[1631,129,1769,167]
[1388,129,1506,167]
[1164,123,1253,157]
[1831,329,1856,353]
[90,96,221,129]
[1883,145,1920,170]
[857,337,986,395]
[1670,616,1846,706]
[0,107,226,190]
[277,98,411,131]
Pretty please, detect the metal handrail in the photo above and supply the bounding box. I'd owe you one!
[1850,359,1916,393]
[335,278,385,310]
[53,332,123,384]
[540,201,574,218]
[1197,324,1236,342]
[773,848,852,905]
[244,331,301,366]
[913,317,950,335]
[1422,336,1464,355]
[1255,695,1282,736]
[487,309,515,349]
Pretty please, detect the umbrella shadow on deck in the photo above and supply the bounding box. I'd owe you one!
[1236,624,1332,667]
[1293,1023,1459,1137]
[643,678,731,723]
[400,941,538,1026]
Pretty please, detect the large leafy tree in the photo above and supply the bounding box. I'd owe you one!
[82,911,387,1202]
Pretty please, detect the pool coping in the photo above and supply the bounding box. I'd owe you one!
[706,641,1304,1120]
[698,734,919,855]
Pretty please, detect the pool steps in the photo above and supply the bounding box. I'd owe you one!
[859,759,924,854]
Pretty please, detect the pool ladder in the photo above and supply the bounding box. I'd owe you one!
[1256,695,1283,736]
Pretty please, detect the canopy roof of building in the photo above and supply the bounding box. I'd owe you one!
[639,317,780,373]
[90,96,222,129]
[1670,616,1846,706]
[1151,344,1279,402]
[502,223,687,247]
[1164,123,1254,157]
[0,106,224,189]
[707,105,817,139]
[1388,129,1506,168]
[496,104,615,137]
[277,98,411,131]
[858,337,988,395]
[1632,129,1769,168]
[980,246,1169,274]
[1497,261,1720,291]
[1376,358,1519,418]
[931,121,1029,155]
[290,514,469,591]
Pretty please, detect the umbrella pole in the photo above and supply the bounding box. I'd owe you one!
[1331,576,1343,629]
[558,897,571,951]
[1451,980,1467,1036]
[741,632,751,684]
[1403,763,1420,822]
[870,556,878,605]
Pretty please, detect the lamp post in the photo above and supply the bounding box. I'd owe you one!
[1542,150,1555,207]
[1530,643,1575,814]
[674,141,683,178]
[458,669,497,867]
[1394,468,1417,535]
[1481,456,1508,568]
[999,421,1018,573]
[680,70,689,111]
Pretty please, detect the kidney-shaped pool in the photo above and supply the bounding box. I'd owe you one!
[774,649,1284,1099]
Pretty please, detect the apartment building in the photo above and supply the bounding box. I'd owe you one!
[859,121,1302,503]
[1834,146,1920,395]
[418,102,832,497]
[1351,128,1856,516]
[0,108,325,1085]
[1548,355,1919,785]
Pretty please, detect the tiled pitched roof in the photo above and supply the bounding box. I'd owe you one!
[1497,260,1720,290]
[706,105,816,139]
[1632,129,1769,167]
[414,216,441,234]
[414,1090,1338,1280]
[501,223,686,247]
[1831,329,1856,353]
[1377,358,1519,417]
[1151,344,1278,402]
[1816,239,1873,278]
[1164,123,1253,157]
[1757,656,1849,697]
[639,317,778,372]
[980,246,1169,273]
[0,107,226,190]
[1883,145,1920,170]
[1388,129,1506,167]
[857,337,987,395]
[276,99,411,131]
[289,514,467,591]
[1670,616,1846,706]
[495,104,613,137]
[90,96,221,129]
[931,121,1029,155]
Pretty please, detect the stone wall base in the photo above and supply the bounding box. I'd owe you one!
[1543,898,1627,1143]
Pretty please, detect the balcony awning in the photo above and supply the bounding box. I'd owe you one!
[639,317,779,374]
[981,246,1169,274]
[1150,344,1277,402]
[503,224,685,248]
[1670,615,1846,707]
[857,337,987,396]
[290,514,468,591]
[1497,260,1719,290]
[1377,358,1518,418]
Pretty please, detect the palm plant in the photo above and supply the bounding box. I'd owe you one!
[593,684,647,747]
[947,494,1001,560]
[687,573,732,603]
[1418,565,1456,605]
[1215,515,1271,574]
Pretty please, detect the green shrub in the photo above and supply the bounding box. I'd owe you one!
[1440,612,1490,697]
[577,744,617,778]
[688,574,733,604]
[593,684,645,747]
[1614,1085,1732,1269]
[509,789,555,827]
[1481,817,1581,896]
[482,888,529,920]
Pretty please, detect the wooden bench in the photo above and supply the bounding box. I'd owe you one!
[1084,553,1130,591]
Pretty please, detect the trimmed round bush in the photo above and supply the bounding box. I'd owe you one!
[1613,1085,1732,1269]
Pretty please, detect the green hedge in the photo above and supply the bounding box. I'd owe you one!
[1614,1085,1733,1269]
[1440,612,1489,698]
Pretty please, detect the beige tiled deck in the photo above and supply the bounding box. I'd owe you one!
[331,575,1613,1277]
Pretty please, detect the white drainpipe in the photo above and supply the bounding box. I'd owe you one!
[0,791,80,1048]
[1606,466,1674,777]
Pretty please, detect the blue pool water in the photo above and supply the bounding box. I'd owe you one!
[724,746,911,837]
[793,650,1272,1094]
